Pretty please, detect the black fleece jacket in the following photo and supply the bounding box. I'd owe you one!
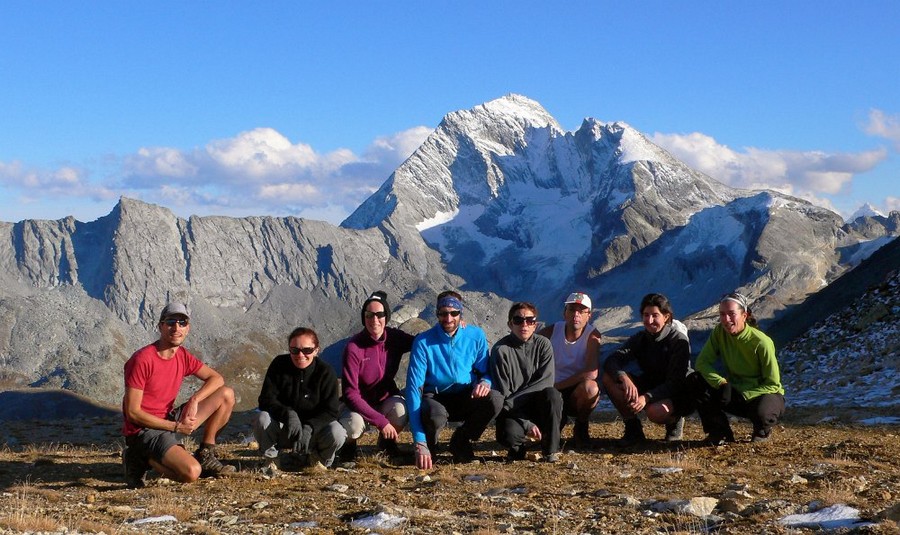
[257,355,340,433]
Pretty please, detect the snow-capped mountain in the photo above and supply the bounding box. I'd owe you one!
[847,202,885,223]
[345,94,896,331]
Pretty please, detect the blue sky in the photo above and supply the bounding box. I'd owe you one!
[1,1,898,224]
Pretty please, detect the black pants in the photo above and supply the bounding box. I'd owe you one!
[421,389,504,450]
[496,387,563,455]
[690,372,784,436]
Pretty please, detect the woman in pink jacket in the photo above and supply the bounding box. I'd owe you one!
[339,291,413,461]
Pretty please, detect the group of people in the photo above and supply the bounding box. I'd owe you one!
[121,289,785,486]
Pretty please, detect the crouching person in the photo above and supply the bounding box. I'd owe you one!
[253,327,347,468]
[122,303,236,488]
[602,293,693,445]
[491,302,563,462]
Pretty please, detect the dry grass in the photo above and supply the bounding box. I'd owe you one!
[0,414,897,534]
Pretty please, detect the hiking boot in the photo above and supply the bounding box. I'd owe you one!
[449,430,475,463]
[665,417,685,442]
[703,430,736,446]
[377,436,402,458]
[751,427,772,443]
[339,440,358,462]
[620,418,646,446]
[544,452,561,463]
[307,451,329,471]
[122,445,148,489]
[195,445,236,477]
[506,446,527,462]
[573,420,592,449]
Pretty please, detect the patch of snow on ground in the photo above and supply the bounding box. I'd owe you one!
[779,504,870,530]
[416,209,460,232]
[780,268,900,412]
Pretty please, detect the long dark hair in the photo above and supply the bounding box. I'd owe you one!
[639,293,674,325]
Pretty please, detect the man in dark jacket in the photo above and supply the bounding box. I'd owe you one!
[253,326,346,468]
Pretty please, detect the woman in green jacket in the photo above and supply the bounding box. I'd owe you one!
[693,292,785,444]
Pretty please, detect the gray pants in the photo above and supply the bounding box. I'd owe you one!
[340,395,408,439]
[252,411,347,467]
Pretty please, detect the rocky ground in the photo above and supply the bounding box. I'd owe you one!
[0,411,898,534]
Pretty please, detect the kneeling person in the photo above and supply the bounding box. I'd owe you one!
[491,302,563,462]
[253,327,347,468]
[122,303,236,488]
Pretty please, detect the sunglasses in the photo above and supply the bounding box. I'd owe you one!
[512,316,537,326]
[289,346,317,356]
[437,310,461,318]
[364,310,387,319]
[162,319,189,328]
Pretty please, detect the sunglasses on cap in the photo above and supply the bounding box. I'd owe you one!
[364,311,387,319]
[289,346,317,356]
[512,315,537,326]
[437,310,461,318]
[162,319,189,328]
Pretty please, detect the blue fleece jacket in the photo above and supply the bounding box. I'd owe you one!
[405,323,492,443]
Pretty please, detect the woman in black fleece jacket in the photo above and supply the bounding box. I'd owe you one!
[252,327,346,468]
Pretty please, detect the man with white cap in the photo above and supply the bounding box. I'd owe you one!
[121,303,236,487]
[538,292,601,448]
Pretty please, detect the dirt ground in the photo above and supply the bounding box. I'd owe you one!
[0,411,898,534]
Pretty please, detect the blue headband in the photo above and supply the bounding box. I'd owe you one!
[437,296,463,311]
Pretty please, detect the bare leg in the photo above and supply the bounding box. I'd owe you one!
[192,386,235,445]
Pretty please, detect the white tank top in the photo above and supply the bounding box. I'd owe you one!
[549,321,595,383]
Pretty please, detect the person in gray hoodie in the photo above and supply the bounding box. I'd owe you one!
[490,302,563,462]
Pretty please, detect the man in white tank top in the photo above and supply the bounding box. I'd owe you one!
[537,292,601,448]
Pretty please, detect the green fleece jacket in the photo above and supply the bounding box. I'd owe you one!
[696,324,785,400]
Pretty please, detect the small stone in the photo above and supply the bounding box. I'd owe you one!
[789,474,808,485]
[252,501,268,509]
[464,474,487,482]
[722,489,753,500]
[326,483,349,493]
[651,466,683,475]
[415,474,432,483]
[525,452,542,462]
[719,499,745,514]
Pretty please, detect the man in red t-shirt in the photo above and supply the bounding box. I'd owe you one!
[122,303,235,487]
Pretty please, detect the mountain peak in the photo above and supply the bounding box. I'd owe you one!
[442,94,562,135]
[847,202,885,223]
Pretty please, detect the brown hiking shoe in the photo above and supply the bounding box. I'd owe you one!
[195,445,236,477]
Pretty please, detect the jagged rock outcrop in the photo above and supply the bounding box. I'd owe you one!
[0,198,485,408]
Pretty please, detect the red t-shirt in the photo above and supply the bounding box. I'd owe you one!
[122,343,204,436]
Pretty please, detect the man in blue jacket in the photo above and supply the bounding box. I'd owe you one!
[406,291,504,469]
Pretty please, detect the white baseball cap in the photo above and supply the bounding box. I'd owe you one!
[564,292,592,310]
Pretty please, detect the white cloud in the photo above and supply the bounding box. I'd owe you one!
[364,126,433,166]
[651,132,888,200]
[106,125,432,223]
[886,196,900,213]
[0,160,116,201]
[864,109,900,150]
